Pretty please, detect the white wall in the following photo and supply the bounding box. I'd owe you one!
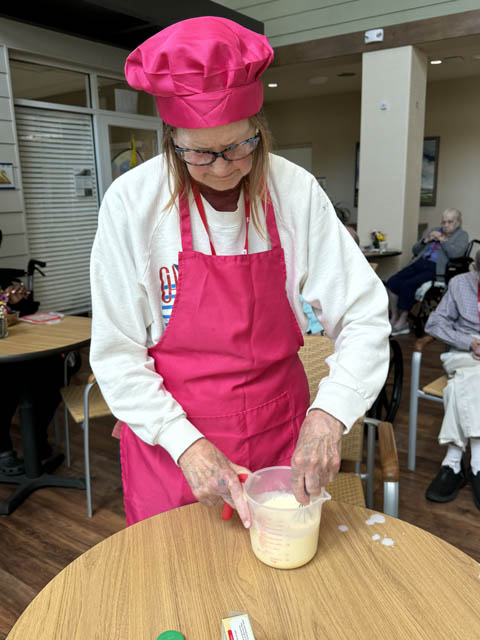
[216,0,480,47]
[265,73,480,247]
[275,145,312,172]
[265,92,361,220]
[422,76,480,243]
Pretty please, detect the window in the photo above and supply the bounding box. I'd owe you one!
[98,76,156,116]
[10,60,90,107]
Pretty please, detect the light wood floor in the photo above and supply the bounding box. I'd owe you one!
[1,335,479,638]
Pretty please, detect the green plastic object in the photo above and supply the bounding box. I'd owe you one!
[156,632,184,640]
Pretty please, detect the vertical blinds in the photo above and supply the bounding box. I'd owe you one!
[16,107,98,314]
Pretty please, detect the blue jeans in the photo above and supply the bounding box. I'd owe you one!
[386,259,436,311]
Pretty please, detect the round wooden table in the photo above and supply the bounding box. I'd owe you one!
[7,501,480,639]
[0,315,92,514]
[0,315,91,362]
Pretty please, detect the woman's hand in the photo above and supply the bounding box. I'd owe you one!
[291,409,343,504]
[178,438,251,527]
[471,338,480,361]
[425,230,443,243]
[4,284,30,305]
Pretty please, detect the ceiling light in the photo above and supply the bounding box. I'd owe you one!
[308,75,328,85]
[430,59,442,65]
[267,82,278,88]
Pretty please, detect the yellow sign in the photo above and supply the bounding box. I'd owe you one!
[0,163,14,189]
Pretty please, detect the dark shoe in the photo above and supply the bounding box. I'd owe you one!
[470,470,480,510]
[426,465,467,502]
[0,450,25,475]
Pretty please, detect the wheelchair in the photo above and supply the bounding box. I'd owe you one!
[0,253,82,377]
[0,258,47,315]
[303,297,403,425]
[367,337,403,423]
[409,239,480,337]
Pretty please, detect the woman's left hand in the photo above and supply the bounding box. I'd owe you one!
[4,284,30,305]
[290,409,343,504]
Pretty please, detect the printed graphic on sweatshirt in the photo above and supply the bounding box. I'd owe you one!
[160,264,178,326]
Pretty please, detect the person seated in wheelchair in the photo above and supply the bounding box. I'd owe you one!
[424,250,480,509]
[386,208,469,336]
[0,282,66,475]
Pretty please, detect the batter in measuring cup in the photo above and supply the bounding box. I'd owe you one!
[249,493,320,569]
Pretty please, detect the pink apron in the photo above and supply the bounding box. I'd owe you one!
[120,188,310,525]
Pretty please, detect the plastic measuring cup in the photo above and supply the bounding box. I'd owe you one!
[244,466,331,569]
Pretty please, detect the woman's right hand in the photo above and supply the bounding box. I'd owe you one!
[471,338,480,361]
[178,438,251,527]
[424,231,440,243]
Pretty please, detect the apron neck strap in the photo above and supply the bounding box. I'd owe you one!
[179,182,280,254]
[262,187,281,251]
[179,190,194,252]
[192,182,250,256]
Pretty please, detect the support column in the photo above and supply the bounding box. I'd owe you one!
[357,46,427,279]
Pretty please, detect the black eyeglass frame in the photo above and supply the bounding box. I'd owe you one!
[173,135,260,166]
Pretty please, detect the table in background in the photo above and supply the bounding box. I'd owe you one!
[7,501,480,639]
[0,315,91,514]
[364,249,402,260]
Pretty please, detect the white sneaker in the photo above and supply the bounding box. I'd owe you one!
[391,324,410,336]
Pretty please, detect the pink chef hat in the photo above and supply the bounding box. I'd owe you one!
[124,16,273,129]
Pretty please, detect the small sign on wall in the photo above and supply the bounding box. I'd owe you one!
[74,169,94,197]
[0,163,14,189]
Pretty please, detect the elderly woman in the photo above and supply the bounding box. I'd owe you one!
[90,16,390,527]
[387,208,469,335]
[424,250,480,509]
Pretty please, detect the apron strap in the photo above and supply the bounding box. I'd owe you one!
[263,187,281,251]
[193,183,217,255]
[193,183,250,256]
[179,189,194,252]
[180,183,280,254]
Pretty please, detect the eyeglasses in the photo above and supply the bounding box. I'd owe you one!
[173,135,260,166]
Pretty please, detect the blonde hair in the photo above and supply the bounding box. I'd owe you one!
[162,111,272,236]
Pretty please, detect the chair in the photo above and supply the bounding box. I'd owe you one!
[60,372,112,517]
[408,335,446,471]
[298,334,399,517]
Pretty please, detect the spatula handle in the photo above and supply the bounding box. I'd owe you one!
[221,473,249,520]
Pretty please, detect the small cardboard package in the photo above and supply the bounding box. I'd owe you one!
[221,612,256,639]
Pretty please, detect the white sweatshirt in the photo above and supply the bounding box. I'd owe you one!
[90,153,390,463]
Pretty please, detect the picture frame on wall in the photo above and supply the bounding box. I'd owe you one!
[420,136,440,207]
[0,163,15,190]
[353,137,440,208]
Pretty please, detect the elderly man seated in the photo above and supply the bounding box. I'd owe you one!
[424,250,480,509]
[386,208,469,336]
